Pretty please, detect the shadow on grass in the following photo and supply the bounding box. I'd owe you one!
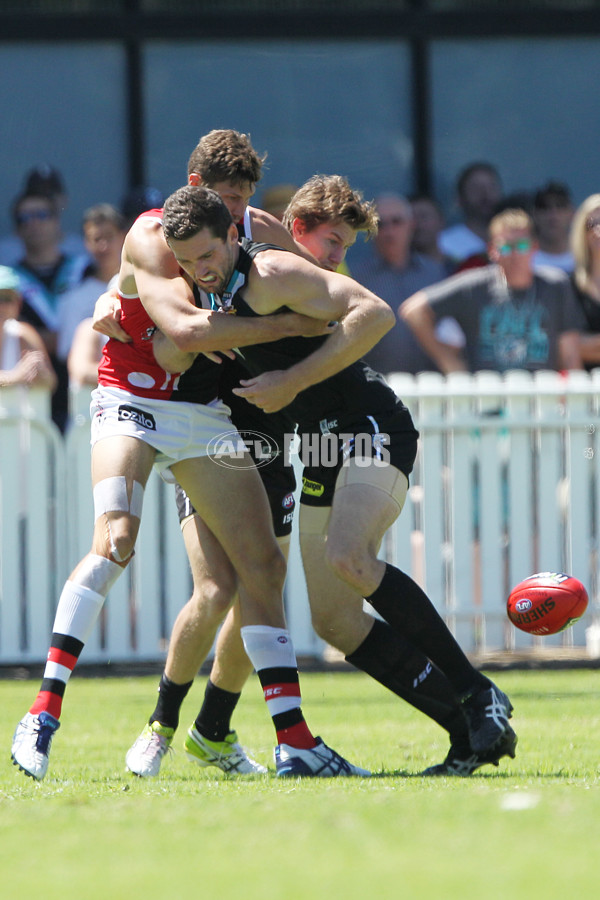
[371,768,585,779]
[509,691,600,701]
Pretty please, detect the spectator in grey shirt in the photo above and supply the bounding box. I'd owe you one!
[351,193,452,375]
[400,208,584,374]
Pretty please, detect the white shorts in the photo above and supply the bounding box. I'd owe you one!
[90,386,236,482]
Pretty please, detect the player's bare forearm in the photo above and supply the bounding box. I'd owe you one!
[248,252,394,378]
[168,309,335,354]
[234,299,394,413]
[277,298,394,395]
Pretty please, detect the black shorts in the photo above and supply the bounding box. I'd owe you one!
[174,458,296,538]
[298,407,419,508]
[174,391,297,539]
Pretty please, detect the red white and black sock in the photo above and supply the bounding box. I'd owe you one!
[241,625,316,749]
[29,579,107,720]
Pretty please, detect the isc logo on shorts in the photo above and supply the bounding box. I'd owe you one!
[117,404,157,431]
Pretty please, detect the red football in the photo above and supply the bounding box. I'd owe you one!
[507,572,589,636]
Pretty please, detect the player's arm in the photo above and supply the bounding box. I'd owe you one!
[233,251,394,411]
[92,287,130,342]
[126,223,335,355]
[249,208,319,264]
[400,290,468,374]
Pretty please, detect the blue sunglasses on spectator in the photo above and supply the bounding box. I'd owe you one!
[496,239,532,256]
[16,209,56,226]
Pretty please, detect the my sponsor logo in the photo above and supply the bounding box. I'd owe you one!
[207,430,280,469]
[302,477,325,497]
[117,404,156,431]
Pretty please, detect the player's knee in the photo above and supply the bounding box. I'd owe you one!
[191,572,237,620]
[93,477,144,564]
[247,543,287,594]
[94,515,136,565]
[325,543,367,593]
[107,529,136,565]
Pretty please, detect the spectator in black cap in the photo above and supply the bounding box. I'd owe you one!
[24,165,66,201]
[532,180,575,273]
[0,164,88,266]
[10,190,89,432]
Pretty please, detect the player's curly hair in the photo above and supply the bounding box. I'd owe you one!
[162,185,233,243]
[187,130,266,187]
[282,174,378,239]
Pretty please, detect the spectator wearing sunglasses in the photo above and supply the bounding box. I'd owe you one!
[351,193,450,375]
[400,208,584,373]
[0,165,88,267]
[11,190,89,431]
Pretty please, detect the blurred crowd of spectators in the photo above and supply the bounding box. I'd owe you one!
[1,160,599,434]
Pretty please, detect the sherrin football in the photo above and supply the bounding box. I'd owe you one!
[507,572,588,635]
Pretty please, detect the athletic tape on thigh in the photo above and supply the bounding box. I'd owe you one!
[299,505,331,536]
[71,553,123,596]
[335,460,408,511]
[93,476,144,521]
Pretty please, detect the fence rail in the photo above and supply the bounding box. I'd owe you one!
[1,371,599,667]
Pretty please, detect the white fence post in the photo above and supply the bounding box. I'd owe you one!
[2,374,599,665]
[0,387,67,662]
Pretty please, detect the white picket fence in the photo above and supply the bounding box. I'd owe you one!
[1,370,599,667]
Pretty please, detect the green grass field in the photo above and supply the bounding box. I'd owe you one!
[1,668,599,900]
